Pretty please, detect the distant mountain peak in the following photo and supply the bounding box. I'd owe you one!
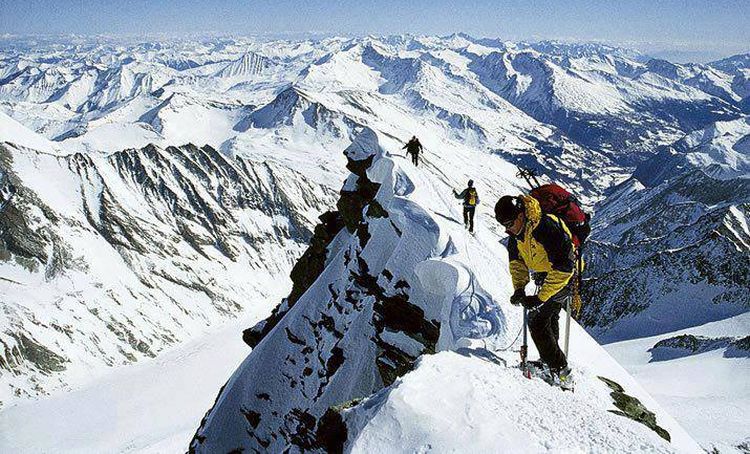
[214,51,270,78]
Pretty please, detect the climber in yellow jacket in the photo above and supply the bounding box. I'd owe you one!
[495,194,576,382]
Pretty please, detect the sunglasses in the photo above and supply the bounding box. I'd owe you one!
[499,217,516,228]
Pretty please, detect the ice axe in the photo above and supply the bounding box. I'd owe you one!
[521,307,530,379]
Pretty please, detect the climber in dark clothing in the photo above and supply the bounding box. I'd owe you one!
[495,195,576,387]
[402,136,423,166]
[453,180,479,233]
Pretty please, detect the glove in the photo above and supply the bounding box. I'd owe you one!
[510,288,525,306]
[522,295,542,309]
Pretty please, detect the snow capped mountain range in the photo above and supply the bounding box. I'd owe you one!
[0,33,749,452]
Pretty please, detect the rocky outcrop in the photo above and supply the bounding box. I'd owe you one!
[242,143,383,349]
[647,334,750,361]
[190,129,451,453]
[599,376,671,442]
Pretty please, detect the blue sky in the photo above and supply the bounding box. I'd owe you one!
[1,0,748,61]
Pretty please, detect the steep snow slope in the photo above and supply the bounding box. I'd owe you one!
[0,110,66,155]
[214,52,271,78]
[293,39,620,199]
[190,130,700,453]
[1,32,620,412]
[676,116,750,176]
[632,116,750,184]
[710,53,750,107]
[606,312,750,453]
[1,34,747,452]
[0,116,339,405]
[645,58,741,104]
[345,350,689,453]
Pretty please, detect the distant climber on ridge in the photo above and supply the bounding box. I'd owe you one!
[495,194,575,389]
[453,179,479,233]
[402,135,423,166]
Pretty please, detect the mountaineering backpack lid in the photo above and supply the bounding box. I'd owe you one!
[529,184,590,247]
[468,188,477,206]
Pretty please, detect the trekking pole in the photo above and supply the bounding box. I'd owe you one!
[515,166,541,191]
[563,294,572,359]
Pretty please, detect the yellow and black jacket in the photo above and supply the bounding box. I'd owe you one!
[508,195,576,302]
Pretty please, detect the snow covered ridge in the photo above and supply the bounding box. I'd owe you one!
[190,130,701,453]
[0,122,338,405]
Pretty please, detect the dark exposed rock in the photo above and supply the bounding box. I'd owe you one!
[725,336,750,358]
[349,255,440,386]
[366,200,388,218]
[287,408,318,449]
[338,180,380,233]
[192,136,444,451]
[0,149,54,270]
[581,171,750,342]
[241,408,261,429]
[339,152,381,233]
[394,279,410,291]
[345,154,374,178]
[355,220,371,248]
[0,202,50,268]
[287,210,345,306]
[3,139,337,390]
[598,376,671,442]
[243,152,383,349]
[649,334,733,361]
[374,340,419,387]
[325,346,345,377]
[106,318,155,358]
[0,333,68,375]
[285,328,305,346]
[315,407,348,454]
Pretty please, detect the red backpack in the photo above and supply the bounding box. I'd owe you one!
[530,184,590,248]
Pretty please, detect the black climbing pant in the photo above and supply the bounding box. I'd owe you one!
[528,281,571,370]
[411,152,419,166]
[463,206,475,232]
